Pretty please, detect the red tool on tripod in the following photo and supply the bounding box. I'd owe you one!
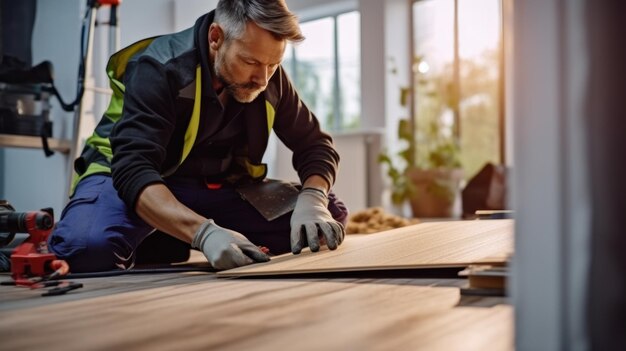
[0,201,75,290]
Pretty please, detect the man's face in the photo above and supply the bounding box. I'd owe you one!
[212,22,286,103]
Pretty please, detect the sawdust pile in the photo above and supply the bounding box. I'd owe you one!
[345,207,419,234]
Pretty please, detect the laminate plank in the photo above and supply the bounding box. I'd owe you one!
[0,272,215,312]
[0,278,512,351]
[220,219,514,277]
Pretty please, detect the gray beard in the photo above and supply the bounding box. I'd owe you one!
[214,54,264,103]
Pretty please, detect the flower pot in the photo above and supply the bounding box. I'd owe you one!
[406,168,463,218]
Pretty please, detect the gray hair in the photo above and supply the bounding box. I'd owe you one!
[215,0,305,43]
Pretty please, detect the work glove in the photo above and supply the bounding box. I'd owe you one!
[290,188,345,254]
[192,220,270,270]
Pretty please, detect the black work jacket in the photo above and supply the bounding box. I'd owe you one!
[99,12,339,209]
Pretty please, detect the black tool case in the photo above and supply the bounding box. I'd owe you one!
[0,83,52,137]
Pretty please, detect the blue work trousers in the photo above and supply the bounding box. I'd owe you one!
[48,175,348,272]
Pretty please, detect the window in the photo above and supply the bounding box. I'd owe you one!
[412,0,503,178]
[282,11,361,132]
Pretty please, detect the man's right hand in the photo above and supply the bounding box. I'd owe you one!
[191,220,270,270]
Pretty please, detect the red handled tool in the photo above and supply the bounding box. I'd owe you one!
[0,200,81,295]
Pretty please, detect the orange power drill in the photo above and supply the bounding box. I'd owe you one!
[0,200,69,286]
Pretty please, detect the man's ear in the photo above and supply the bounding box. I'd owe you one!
[208,23,224,50]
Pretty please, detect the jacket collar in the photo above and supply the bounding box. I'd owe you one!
[193,11,218,99]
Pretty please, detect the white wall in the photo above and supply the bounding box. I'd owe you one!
[119,0,175,46]
[1,0,82,215]
[287,0,357,22]
[173,0,218,31]
[359,0,386,130]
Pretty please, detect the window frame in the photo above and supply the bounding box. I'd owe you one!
[410,0,507,165]
[285,9,361,132]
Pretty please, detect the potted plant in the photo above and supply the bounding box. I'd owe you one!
[379,55,463,218]
[379,118,463,218]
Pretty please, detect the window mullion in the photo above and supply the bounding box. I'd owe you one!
[453,0,461,144]
[291,46,298,86]
[333,15,341,131]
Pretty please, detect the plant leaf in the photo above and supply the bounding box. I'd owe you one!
[398,119,413,141]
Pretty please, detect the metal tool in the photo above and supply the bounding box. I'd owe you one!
[0,200,81,295]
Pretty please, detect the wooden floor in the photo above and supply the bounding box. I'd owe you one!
[0,268,512,350]
[0,220,515,350]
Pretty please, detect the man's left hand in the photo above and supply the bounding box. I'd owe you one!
[290,188,345,254]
